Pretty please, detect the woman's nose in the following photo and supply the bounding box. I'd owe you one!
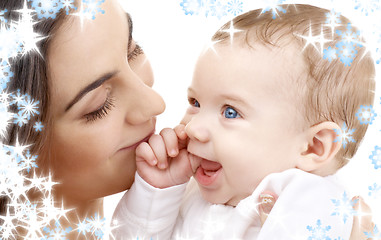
[185,114,210,143]
[125,76,165,125]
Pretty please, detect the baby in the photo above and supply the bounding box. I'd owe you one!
[113,4,375,240]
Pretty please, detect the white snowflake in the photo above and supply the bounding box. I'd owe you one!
[227,0,243,16]
[354,0,381,16]
[333,122,355,149]
[307,219,332,240]
[330,192,357,223]
[29,0,63,19]
[18,95,40,120]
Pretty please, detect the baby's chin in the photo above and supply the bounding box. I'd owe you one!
[198,189,247,207]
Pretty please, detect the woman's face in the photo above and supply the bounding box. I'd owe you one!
[46,0,165,205]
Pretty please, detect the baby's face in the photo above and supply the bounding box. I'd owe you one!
[182,39,308,206]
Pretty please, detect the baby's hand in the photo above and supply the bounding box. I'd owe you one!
[136,124,193,188]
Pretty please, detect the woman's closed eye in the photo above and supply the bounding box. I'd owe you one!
[223,106,241,119]
[128,42,143,61]
[84,95,115,123]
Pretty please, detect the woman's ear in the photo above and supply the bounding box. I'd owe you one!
[297,121,342,174]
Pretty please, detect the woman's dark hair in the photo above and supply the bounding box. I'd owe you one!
[1,0,69,216]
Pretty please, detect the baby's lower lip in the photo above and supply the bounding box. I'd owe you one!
[195,159,222,186]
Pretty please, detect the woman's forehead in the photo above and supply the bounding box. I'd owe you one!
[47,0,129,113]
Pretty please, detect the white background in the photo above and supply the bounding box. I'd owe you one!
[105,0,381,228]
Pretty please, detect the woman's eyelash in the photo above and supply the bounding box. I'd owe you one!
[128,44,143,61]
[84,96,115,123]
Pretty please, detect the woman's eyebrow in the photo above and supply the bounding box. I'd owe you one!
[65,70,119,112]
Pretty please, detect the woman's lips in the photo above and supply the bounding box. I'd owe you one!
[119,132,153,152]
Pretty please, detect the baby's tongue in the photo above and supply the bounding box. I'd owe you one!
[200,159,222,176]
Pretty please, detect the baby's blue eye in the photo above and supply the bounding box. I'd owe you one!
[189,98,200,108]
[224,106,240,119]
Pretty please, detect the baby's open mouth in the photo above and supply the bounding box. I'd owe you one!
[195,158,222,186]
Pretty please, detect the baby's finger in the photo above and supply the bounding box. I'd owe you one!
[174,124,187,140]
[149,134,168,169]
[136,142,157,166]
[175,124,188,149]
[258,191,277,226]
[160,128,179,158]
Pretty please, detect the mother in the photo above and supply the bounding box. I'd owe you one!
[2,0,164,235]
[1,0,374,239]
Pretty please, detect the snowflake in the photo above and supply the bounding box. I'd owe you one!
[325,10,341,37]
[180,0,203,15]
[336,23,361,46]
[210,1,227,19]
[43,221,72,240]
[364,225,381,239]
[261,0,287,19]
[307,219,332,240]
[13,111,28,127]
[0,9,8,23]
[87,213,106,239]
[11,89,26,106]
[356,105,377,125]
[1,60,14,91]
[0,101,13,138]
[333,122,355,149]
[227,0,243,16]
[331,192,357,223]
[83,0,106,20]
[18,95,40,120]
[336,41,358,66]
[29,0,63,19]
[76,219,92,235]
[323,46,337,62]
[376,47,381,64]
[19,150,38,173]
[354,0,381,16]
[0,23,23,64]
[60,0,77,14]
[369,145,381,170]
[368,183,381,199]
[33,121,44,132]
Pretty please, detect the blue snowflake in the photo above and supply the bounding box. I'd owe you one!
[76,219,91,235]
[262,5,286,19]
[60,0,77,15]
[375,47,380,64]
[33,121,44,132]
[369,145,381,170]
[336,23,361,46]
[325,10,341,26]
[43,221,72,240]
[364,225,381,239]
[336,41,358,66]
[356,105,377,125]
[29,0,63,19]
[0,9,8,23]
[227,0,243,16]
[19,150,38,173]
[10,89,26,106]
[307,219,332,240]
[333,122,355,149]
[323,46,337,62]
[180,0,203,15]
[368,183,381,198]
[83,0,105,20]
[0,61,14,91]
[331,192,358,223]
[210,1,227,19]
[354,0,381,16]
[13,112,28,127]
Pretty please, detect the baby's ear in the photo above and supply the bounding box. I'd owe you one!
[297,122,342,173]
